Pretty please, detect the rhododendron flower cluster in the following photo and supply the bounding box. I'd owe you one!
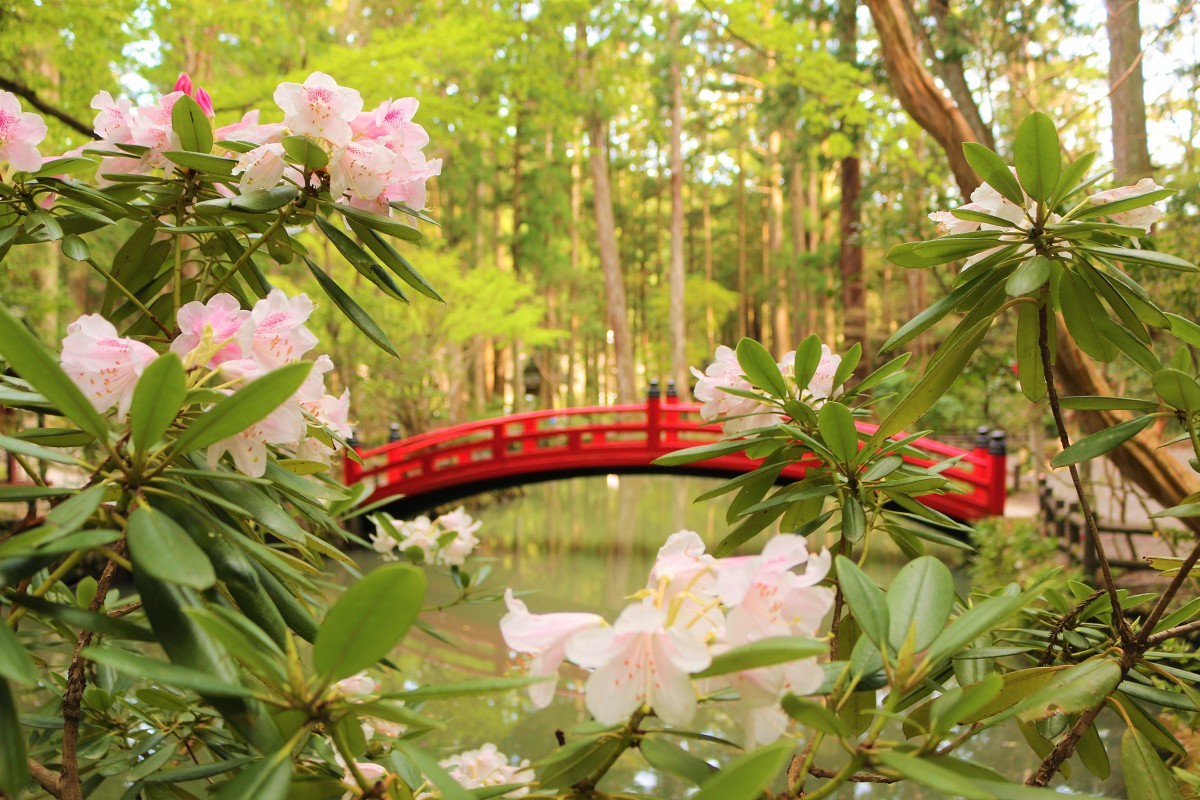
[78,72,439,217]
[500,530,833,746]
[60,290,350,477]
[370,507,482,566]
[692,343,842,434]
[0,90,48,172]
[437,743,534,797]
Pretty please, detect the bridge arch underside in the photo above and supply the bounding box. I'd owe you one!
[373,465,976,536]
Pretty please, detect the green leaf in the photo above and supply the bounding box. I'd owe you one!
[933,672,1004,728]
[163,150,236,176]
[395,743,473,800]
[876,750,996,799]
[0,680,27,796]
[691,636,826,679]
[1013,112,1060,202]
[303,256,400,357]
[31,156,97,177]
[127,506,216,590]
[1059,396,1160,411]
[817,402,857,465]
[1122,728,1183,800]
[653,438,753,466]
[0,484,77,501]
[639,738,716,785]
[0,304,108,439]
[1015,658,1122,721]
[963,143,1026,206]
[870,316,992,449]
[841,494,867,544]
[1050,416,1154,468]
[1051,151,1098,205]
[781,695,851,736]
[389,676,549,701]
[1060,270,1118,361]
[171,94,214,154]
[230,185,298,212]
[1077,722,1110,780]
[793,334,822,390]
[835,556,888,646]
[144,756,256,783]
[1006,255,1051,297]
[1166,312,1200,347]
[910,236,1008,264]
[927,592,1034,667]
[1086,245,1196,273]
[334,202,422,242]
[8,594,154,641]
[349,221,440,301]
[130,353,186,452]
[1015,302,1047,402]
[281,135,329,170]
[690,740,793,800]
[314,563,427,681]
[0,432,80,465]
[212,756,292,800]
[735,338,788,399]
[0,621,36,685]
[83,647,252,696]
[853,353,911,395]
[61,233,89,261]
[534,735,624,792]
[1094,315,1159,373]
[887,556,955,653]
[1072,188,1175,223]
[171,361,311,457]
[1153,369,1200,413]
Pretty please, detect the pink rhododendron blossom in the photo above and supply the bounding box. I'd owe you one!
[691,345,781,434]
[499,589,604,708]
[248,289,319,368]
[360,716,405,741]
[171,293,250,366]
[274,72,363,147]
[332,671,378,700]
[718,535,834,638]
[232,143,288,194]
[60,315,158,420]
[779,343,842,405]
[329,139,395,201]
[90,91,135,142]
[1088,178,1165,232]
[440,743,533,797]
[216,110,287,147]
[566,602,712,726]
[0,91,48,172]
[646,530,722,635]
[204,358,308,476]
[336,756,388,800]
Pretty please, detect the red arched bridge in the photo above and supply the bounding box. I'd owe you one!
[344,395,1007,522]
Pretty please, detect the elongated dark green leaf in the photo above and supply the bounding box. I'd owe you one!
[0,621,36,685]
[1016,302,1047,402]
[818,402,857,464]
[836,556,888,646]
[1006,255,1051,297]
[692,636,826,679]
[530,735,622,792]
[314,563,427,681]
[1051,416,1153,468]
[654,438,754,466]
[0,432,80,465]
[350,221,439,301]
[1013,112,1060,202]
[639,738,716,785]
[127,506,216,590]
[171,94,213,153]
[130,353,186,452]
[1153,369,1200,413]
[1072,188,1175,223]
[389,676,547,701]
[303,256,400,357]
[1094,315,1159,373]
[781,695,851,736]
[0,304,108,439]
[792,334,822,390]
[1077,722,1110,780]
[690,740,793,800]
[887,556,954,653]
[1051,151,1098,205]
[333,202,422,242]
[1086,245,1196,272]
[870,317,992,449]
[144,756,256,783]
[927,592,1034,667]
[876,751,995,799]
[910,236,1008,264]
[171,361,311,456]
[963,143,1025,206]
[163,151,235,176]
[853,353,911,395]
[9,595,154,641]
[281,135,329,170]
[1060,270,1117,361]
[0,485,76,501]
[0,680,27,795]
[32,156,97,177]
[735,337,788,399]
[1059,396,1159,411]
[230,185,297,212]
[83,647,252,696]
[212,756,292,800]
[1015,658,1121,721]
[1122,728,1183,800]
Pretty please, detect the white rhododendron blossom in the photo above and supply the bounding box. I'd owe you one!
[370,507,483,565]
[274,72,363,147]
[331,671,378,700]
[1087,177,1166,232]
[61,315,158,421]
[439,743,534,797]
[232,143,289,194]
[500,529,832,744]
[335,754,389,800]
[691,345,782,434]
[779,343,843,406]
[59,290,350,478]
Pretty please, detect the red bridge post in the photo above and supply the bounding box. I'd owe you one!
[987,430,1007,516]
[343,431,362,486]
[647,380,662,447]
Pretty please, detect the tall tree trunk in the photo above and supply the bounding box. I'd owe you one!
[736,109,749,341]
[668,3,691,400]
[838,0,867,366]
[511,110,526,411]
[769,128,789,353]
[1107,0,1152,181]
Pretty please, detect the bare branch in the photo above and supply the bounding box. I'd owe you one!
[0,77,95,139]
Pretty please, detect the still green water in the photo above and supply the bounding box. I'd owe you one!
[353,474,1122,798]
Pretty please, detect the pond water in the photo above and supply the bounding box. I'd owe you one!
[349,474,1123,798]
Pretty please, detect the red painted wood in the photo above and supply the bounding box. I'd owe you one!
[347,398,1006,521]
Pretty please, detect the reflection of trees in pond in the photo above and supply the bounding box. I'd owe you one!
[358,476,1122,797]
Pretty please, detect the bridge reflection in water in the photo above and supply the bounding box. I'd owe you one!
[345,392,1007,522]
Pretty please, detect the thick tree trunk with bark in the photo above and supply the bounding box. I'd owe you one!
[669,8,691,400]
[1107,0,1152,182]
[838,0,867,367]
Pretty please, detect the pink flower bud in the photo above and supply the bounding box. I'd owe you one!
[195,87,214,118]
[173,73,193,95]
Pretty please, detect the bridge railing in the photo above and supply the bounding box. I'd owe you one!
[344,394,1006,519]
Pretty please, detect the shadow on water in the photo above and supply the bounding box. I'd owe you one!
[347,474,1123,798]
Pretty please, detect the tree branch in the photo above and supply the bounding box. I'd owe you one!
[27,758,62,798]
[0,77,95,140]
